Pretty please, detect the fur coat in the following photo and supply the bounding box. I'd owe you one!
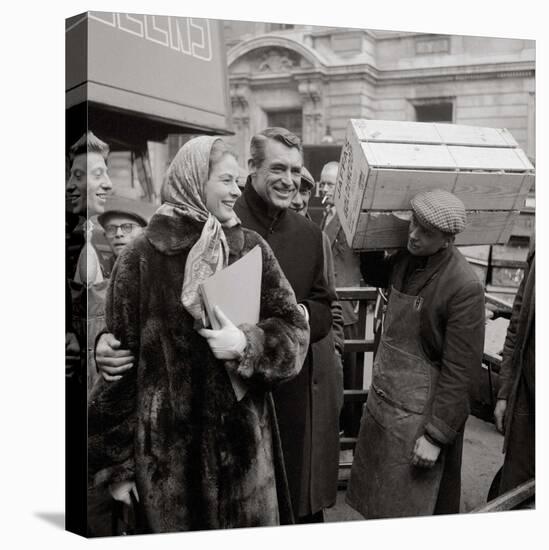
[87,213,309,533]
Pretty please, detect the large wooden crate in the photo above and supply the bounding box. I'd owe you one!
[334,119,535,250]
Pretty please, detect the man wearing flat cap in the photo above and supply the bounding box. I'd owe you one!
[346,189,485,519]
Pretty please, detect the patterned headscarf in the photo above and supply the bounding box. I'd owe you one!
[157,135,238,321]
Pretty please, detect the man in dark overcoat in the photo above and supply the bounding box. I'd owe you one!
[233,129,336,523]
[493,238,535,495]
[290,167,345,518]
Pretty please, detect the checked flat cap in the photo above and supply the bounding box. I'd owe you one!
[411,189,467,235]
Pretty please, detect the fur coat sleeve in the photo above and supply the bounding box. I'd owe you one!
[230,231,310,390]
[87,243,142,486]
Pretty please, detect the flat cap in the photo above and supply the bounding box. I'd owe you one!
[300,166,315,190]
[98,196,156,228]
[410,189,467,235]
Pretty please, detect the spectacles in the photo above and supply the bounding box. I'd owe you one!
[104,223,140,237]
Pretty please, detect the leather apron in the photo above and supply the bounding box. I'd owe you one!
[346,285,444,519]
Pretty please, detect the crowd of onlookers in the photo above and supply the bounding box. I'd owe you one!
[66,127,535,536]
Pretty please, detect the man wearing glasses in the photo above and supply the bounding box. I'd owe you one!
[98,197,153,259]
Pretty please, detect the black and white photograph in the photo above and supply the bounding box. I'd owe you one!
[3,1,545,548]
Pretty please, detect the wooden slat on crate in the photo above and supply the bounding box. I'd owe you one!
[353,119,442,144]
[448,145,531,171]
[351,210,518,250]
[352,119,518,148]
[365,142,458,169]
[367,170,526,211]
[365,169,457,210]
[514,174,535,210]
[454,172,527,210]
[434,124,512,147]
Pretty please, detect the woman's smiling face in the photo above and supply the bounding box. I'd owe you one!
[204,153,241,223]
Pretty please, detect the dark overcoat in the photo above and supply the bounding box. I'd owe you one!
[496,243,535,493]
[88,213,309,533]
[359,245,485,513]
[498,244,535,445]
[323,212,362,326]
[308,232,344,513]
[234,182,335,517]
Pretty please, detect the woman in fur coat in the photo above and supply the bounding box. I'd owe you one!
[88,136,309,534]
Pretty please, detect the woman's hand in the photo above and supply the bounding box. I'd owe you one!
[109,480,139,506]
[198,306,247,360]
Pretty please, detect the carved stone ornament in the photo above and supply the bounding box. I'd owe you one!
[258,48,296,72]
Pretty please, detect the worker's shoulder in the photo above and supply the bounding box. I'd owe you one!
[448,246,484,291]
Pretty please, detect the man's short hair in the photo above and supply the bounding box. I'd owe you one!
[249,127,302,168]
[69,131,110,165]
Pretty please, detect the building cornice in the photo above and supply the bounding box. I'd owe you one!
[229,60,533,89]
[374,61,535,84]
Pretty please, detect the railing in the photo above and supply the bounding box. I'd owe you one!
[336,287,379,474]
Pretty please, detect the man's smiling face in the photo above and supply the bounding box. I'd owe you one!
[250,138,303,211]
[66,152,112,217]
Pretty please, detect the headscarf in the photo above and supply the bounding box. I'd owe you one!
[156,135,239,321]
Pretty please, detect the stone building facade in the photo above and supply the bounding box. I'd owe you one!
[223,22,535,168]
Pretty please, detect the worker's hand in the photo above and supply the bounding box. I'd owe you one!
[109,480,139,506]
[494,399,508,434]
[96,333,134,382]
[411,435,441,468]
[198,306,247,360]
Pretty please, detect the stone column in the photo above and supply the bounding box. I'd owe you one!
[229,83,251,168]
[298,79,324,145]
